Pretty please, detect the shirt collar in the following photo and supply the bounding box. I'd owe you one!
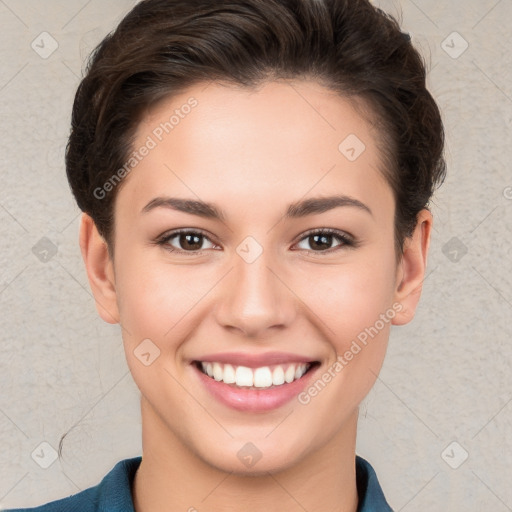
[96,455,392,512]
[96,456,140,512]
[356,455,394,511]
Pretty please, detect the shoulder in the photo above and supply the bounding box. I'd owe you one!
[355,455,394,511]
[3,456,142,512]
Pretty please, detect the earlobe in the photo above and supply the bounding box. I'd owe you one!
[391,209,432,326]
[79,213,120,324]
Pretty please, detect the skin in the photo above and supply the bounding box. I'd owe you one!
[79,79,432,512]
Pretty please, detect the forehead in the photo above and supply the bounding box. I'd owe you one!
[115,79,393,222]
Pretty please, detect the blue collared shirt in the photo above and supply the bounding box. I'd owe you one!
[5,455,393,511]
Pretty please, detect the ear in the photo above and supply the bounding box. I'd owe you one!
[392,209,432,326]
[79,212,120,324]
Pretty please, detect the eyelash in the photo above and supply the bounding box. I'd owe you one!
[154,228,358,256]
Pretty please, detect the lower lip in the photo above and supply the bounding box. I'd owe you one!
[192,362,320,412]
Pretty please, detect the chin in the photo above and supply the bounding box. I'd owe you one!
[194,434,310,477]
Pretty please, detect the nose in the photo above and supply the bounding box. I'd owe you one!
[214,251,297,338]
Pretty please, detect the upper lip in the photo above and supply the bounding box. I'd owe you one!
[192,351,320,368]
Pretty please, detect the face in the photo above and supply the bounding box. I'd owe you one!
[84,79,429,475]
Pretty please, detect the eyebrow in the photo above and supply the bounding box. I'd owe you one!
[141,194,373,220]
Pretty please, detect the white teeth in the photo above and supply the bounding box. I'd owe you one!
[222,363,236,384]
[272,366,285,385]
[285,365,296,383]
[235,366,254,387]
[254,367,273,388]
[213,362,223,381]
[295,365,306,380]
[199,361,312,388]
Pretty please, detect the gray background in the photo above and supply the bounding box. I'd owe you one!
[0,0,511,510]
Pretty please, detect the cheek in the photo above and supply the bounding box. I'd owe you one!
[113,248,179,341]
[307,257,397,342]
[298,265,395,411]
[334,259,397,387]
[113,249,219,367]
[114,239,175,307]
[113,254,197,397]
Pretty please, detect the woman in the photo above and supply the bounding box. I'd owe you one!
[6,0,445,510]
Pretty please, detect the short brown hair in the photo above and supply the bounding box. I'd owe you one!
[65,0,446,259]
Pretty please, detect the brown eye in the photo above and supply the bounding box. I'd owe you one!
[295,229,354,253]
[157,230,216,254]
[176,232,203,251]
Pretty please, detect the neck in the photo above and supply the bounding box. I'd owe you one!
[132,397,359,512]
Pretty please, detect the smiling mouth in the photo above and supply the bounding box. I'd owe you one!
[193,360,321,389]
